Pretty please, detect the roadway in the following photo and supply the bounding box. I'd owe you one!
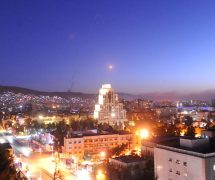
[0,131,76,180]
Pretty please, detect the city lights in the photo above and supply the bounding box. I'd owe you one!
[100,151,106,160]
[96,170,105,180]
[77,169,91,180]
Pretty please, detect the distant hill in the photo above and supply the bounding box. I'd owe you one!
[0,86,96,99]
[0,85,215,101]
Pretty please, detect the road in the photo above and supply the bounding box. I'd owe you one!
[22,151,76,180]
[0,132,76,180]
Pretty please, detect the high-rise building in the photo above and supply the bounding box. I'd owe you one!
[94,84,127,128]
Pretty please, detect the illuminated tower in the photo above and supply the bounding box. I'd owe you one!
[94,84,127,128]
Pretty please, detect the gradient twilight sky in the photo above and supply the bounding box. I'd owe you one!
[1,0,215,94]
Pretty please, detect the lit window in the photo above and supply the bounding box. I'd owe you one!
[213,165,215,171]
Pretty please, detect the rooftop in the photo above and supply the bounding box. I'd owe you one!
[112,155,146,163]
[66,130,132,139]
[202,128,215,132]
[157,137,215,158]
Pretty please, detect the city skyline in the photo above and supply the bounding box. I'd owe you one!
[1,0,215,93]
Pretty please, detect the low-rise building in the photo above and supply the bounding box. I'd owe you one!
[141,137,178,156]
[62,130,135,159]
[201,129,215,138]
[154,137,215,180]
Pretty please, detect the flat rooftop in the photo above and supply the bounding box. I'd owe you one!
[112,155,146,163]
[157,137,215,158]
[202,128,215,132]
[66,130,132,138]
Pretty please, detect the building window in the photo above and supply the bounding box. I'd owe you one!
[169,158,172,162]
[176,171,180,175]
[213,165,215,171]
[183,162,187,166]
[169,168,172,172]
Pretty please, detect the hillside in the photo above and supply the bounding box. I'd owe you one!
[0,86,96,99]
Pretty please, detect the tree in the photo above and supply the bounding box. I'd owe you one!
[184,116,193,126]
[110,143,128,157]
[185,126,196,138]
[0,147,17,180]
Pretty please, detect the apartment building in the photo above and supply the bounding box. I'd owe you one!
[63,131,135,159]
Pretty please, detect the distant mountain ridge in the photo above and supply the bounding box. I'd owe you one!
[0,85,215,101]
[0,86,96,99]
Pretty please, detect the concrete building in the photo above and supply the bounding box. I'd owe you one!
[62,130,135,159]
[154,137,215,180]
[94,84,127,128]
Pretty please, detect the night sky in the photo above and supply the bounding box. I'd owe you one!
[1,0,215,94]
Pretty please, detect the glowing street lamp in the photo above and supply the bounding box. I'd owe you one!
[140,129,149,139]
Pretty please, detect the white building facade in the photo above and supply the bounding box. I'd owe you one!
[63,132,134,159]
[154,139,215,180]
[94,84,127,127]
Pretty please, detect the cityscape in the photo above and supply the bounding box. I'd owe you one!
[1,1,215,180]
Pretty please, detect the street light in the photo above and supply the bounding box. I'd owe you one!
[140,129,149,139]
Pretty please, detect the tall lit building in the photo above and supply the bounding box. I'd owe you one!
[94,84,127,128]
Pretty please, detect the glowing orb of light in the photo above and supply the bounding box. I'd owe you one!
[108,64,113,70]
